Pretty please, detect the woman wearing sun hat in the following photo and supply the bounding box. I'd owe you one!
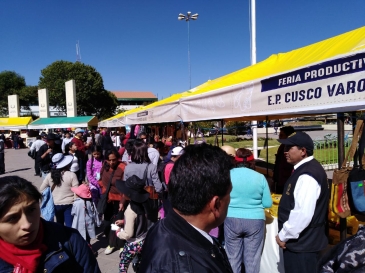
[116,173,151,273]
[40,153,79,227]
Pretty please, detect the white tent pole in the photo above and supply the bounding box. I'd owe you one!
[250,0,258,158]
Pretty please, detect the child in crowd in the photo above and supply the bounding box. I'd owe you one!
[71,183,100,246]
[116,177,151,273]
[65,141,80,183]
[86,146,103,206]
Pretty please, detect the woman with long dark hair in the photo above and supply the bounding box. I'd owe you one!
[97,149,126,255]
[124,140,164,222]
[40,153,79,227]
[0,176,100,272]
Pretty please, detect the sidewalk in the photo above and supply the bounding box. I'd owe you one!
[0,148,131,273]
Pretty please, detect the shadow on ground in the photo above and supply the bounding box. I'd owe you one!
[6,168,31,174]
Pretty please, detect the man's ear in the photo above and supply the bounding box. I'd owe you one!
[208,196,220,216]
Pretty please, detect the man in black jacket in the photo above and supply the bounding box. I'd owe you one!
[139,143,234,273]
[36,133,62,179]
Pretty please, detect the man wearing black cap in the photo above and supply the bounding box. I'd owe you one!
[36,133,62,179]
[275,131,329,273]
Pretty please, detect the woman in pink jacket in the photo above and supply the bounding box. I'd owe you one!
[86,146,104,205]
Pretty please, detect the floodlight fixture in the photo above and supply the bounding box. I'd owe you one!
[178,11,199,89]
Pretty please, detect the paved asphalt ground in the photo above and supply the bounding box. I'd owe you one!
[0,130,346,271]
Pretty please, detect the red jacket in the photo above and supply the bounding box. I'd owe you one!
[72,136,86,153]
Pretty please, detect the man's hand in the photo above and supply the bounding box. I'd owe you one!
[276,235,286,249]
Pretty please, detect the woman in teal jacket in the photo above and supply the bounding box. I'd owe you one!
[0,176,100,273]
[222,147,272,273]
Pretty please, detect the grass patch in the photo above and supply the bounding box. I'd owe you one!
[189,134,347,167]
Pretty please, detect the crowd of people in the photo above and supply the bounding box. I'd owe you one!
[0,126,362,272]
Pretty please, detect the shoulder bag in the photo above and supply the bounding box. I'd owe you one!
[347,119,365,215]
[331,119,364,218]
[40,183,56,221]
[97,169,116,214]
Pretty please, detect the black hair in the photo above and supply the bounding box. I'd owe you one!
[64,143,71,155]
[89,145,103,168]
[103,149,120,171]
[280,126,295,137]
[65,141,78,156]
[125,139,135,155]
[299,147,314,156]
[105,149,120,160]
[92,145,103,155]
[0,176,42,218]
[138,132,147,139]
[131,140,151,164]
[153,141,165,155]
[51,169,64,186]
[168,143,234,215]
[36,135,41,140]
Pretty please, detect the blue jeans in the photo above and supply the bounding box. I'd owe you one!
[54,204,73,227]
[41,171,49,179]
[224,217,265,273]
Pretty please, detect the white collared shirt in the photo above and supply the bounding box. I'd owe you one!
[189,223,214,244]
[278,156,321,242]
[30,139,46,152]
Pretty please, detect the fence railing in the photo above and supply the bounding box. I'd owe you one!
[313,133,353,171]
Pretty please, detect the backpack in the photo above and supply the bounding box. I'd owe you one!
[126,163,159,200]
[126,163,149,188]
[157,160,167,183]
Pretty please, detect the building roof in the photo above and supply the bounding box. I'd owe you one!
[0,117,33,130]
[28,116,98,129]
[111,91,157,99]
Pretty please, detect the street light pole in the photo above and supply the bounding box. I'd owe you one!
[178,11,198,90]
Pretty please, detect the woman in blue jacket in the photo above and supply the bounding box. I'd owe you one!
[0,176,100,273]
[221,146,272,273]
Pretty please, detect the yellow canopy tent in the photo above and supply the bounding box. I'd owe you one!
[179,26,365,121]
[0,117,33,130]
[100,26,365,126]
[98,112,126,128]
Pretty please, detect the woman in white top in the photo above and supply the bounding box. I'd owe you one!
[65,141,80,183]
[112,132,121,149]
[61,131,73,153]
[40,153,79,227]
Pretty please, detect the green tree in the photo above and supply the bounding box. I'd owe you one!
[18,85,39,111]
[38,61,118,119]
[0,71,26,116]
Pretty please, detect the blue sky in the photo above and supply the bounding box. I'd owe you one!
[0,1,364,100]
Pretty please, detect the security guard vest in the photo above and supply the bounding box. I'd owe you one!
[278,158,329,252]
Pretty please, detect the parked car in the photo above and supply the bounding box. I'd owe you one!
[208,128,228,136]
[228,126,249,135]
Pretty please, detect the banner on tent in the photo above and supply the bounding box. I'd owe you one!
[125,103,180,124]
[262,52,365,92]
[180,52,365,121]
